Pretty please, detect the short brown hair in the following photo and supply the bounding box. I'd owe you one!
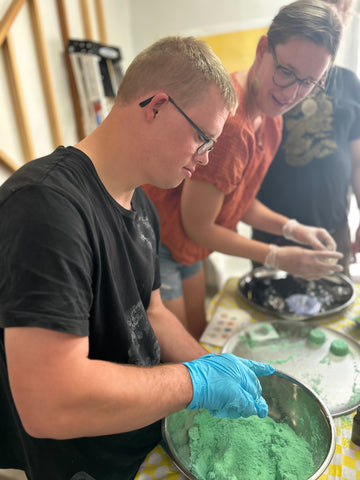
[268,0,342,60]
[116,36,238,114]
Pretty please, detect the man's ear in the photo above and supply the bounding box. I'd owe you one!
[144,94,168,120]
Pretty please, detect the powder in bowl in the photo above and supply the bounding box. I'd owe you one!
[167,409,314,480]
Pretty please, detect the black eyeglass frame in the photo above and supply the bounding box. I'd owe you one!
[139,95,215,155]
[269,43,326,94]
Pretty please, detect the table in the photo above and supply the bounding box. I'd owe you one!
[135,277,360,480]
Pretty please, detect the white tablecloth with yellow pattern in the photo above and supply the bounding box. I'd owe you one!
[135,277,360,480]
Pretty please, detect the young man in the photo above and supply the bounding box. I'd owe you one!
[0,36,274,480]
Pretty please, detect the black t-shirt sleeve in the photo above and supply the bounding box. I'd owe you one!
[0,186,93,335]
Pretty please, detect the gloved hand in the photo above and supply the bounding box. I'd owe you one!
[183,353,274,419]
[264,244,343,280]
[282,219,336,251]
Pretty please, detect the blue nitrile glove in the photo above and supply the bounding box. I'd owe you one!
[183,353,275,419]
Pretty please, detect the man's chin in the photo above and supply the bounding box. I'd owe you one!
[156,178,185,190]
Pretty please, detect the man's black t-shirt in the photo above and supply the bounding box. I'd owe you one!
[0,146,162,479]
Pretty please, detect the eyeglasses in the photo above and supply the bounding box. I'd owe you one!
[139,95,215,155]
[269,44,325,96]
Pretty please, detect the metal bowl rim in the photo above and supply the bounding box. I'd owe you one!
[221,320,360,417]
[237,268,355,321]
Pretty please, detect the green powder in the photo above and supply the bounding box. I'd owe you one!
[168,409,314,480]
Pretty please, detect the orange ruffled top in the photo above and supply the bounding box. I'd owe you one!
[142,72,283,265]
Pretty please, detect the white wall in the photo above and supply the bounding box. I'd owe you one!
[128,0,360,69]
[337,9,360,70]
[128,0,286,55]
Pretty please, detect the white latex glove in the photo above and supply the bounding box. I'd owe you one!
[282,219,336,251]
[264,244,343,280]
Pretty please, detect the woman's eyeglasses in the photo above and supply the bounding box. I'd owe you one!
[269,44,326,96]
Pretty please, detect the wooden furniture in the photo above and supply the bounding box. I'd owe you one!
[0,0,108,172]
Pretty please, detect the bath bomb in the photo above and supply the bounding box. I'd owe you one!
[330,338,349,356]
[308,328,327,346]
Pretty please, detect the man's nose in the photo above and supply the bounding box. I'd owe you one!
[195,152,209,167]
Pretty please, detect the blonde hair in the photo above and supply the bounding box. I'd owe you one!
[116,36,238,114]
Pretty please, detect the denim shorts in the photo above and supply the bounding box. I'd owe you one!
[159,243,202,301]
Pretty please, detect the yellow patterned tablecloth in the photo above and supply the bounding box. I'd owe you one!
[135,277,360,480]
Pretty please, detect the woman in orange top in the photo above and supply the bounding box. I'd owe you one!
[143,0,343,338]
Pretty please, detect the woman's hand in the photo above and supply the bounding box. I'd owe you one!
[282,219,336,251]
[264,244,343,280]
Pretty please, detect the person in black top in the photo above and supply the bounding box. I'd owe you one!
[254,0,360,276]
[0,36,274,479]
[254,65,360,276]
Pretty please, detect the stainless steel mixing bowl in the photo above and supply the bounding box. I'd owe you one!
[162,371,336,480]
[237,268,355,321]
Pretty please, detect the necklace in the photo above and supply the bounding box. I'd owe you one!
[301,97,318,116]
